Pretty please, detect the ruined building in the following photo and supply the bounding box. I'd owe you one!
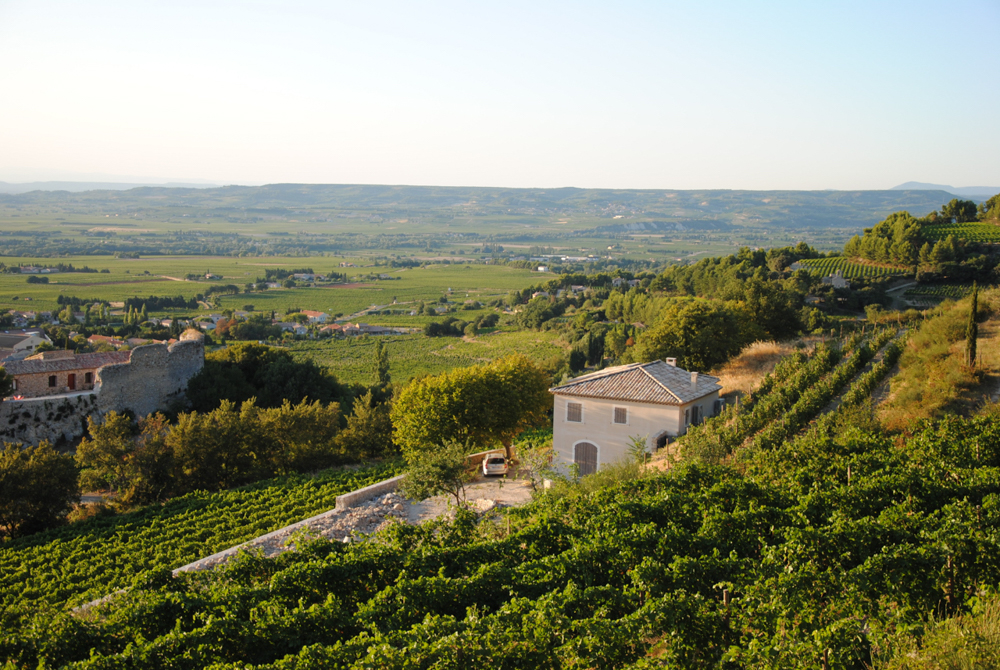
[0,329,204,445]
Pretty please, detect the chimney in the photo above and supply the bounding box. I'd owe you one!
[690,371,699,388]
[665,357,677,367]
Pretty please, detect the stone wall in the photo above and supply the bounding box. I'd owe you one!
[0,334,204,446]
[0,393,100,445]
[96,338,204,418]
[335,474,406,509]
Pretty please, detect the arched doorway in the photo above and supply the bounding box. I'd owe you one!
[574,442,598,476]
[655,432,669,452]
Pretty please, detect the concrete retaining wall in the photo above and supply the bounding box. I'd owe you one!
[335,474,406,509]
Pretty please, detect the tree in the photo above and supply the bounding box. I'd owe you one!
[392,354,551,458]
[979,193,1000,220]
[0,441,80,538]
[335,390,395,459]
[516,438,553,491]
[629,301,762,371]
[966,282,978,368]
[940,198,979,223]
[0,368,13,400]
[372,340,390,388]
[399,439,475,506]
[168,399,268,491]
[258,399,342,473]
[76,412,174,506]
[186,342,347,411]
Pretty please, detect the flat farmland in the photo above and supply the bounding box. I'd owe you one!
[289,329,567,385]
[0,256,542,316]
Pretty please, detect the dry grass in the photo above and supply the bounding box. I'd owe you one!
[879,289,1000,431]
[711,338,818,400]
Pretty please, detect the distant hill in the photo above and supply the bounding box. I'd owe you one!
[890,182,998,199]
[0,180,220,194]
[0,184,962,229]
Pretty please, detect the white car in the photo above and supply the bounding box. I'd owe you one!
[482,454,509,476]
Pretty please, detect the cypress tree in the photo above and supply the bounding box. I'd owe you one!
[966,282,978,368]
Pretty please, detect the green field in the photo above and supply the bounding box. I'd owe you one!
[904,284,976,300]
[796,256,909,279]
[289,329,567,385]
[0,462,402,613]
[923,221,1000,243]
[0,256,543,318]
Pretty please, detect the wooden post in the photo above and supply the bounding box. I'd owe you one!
[822,648,830,670]
[847,465,851,487]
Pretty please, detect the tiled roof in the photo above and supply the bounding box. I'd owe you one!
[550,361,721,406]
[2,351,131,376]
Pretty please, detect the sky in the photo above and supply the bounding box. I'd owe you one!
[0,0,997,190]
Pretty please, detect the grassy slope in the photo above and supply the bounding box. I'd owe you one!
[879,289,1000,430]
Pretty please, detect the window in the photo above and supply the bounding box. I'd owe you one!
[48,375,57,388]
[566,402,582,423]
[84,372,93,384]
[613,407,628,424]
[684,408,690,426]
[692,406,701,426]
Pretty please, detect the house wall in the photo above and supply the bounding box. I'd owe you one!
[0,334,203,446]
[12,367,99,397]
[551,390,720,473]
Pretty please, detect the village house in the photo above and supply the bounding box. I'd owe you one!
[300,310,328,323]
[276,322,308,335]
[87,334,126,349]
[3,350,131,397]
[549,359,722,476]
[0,330,51,357]
[821,270,851,290]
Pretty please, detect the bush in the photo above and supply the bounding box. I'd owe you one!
[0,441,79,537]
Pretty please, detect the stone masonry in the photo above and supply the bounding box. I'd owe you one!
[0,330,204,445]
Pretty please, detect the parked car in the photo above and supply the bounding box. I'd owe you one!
[482,454,508,476]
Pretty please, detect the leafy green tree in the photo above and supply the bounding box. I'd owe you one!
[77,412,174,505]
[399,439,474,505]
[940,198,979,223]
[335,390,395,459]
[0,368,13,400]
[0,441,79,538]
[259,399,342,473]
[979,193,1000,220]
[392,354,550,458]
[186,342,346,411]
[629,300,762,371]
[168,399,268,491]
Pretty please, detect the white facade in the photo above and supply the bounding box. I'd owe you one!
[549,360,722,476]
[551,391,720,474]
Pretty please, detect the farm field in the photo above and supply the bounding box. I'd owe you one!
[923,221,1000,243]
[796,256,909,279]
[0,462,402,614]
[0,256,542,317]
[289,329,568,385]
[904,284,975,300]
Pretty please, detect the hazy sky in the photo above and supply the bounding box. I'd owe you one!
[1,1,997,189]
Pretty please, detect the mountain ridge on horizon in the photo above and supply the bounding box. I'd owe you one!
[890,181,998,198]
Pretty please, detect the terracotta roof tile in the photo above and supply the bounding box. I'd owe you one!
[550,361,720,406]
[2,351,131,376]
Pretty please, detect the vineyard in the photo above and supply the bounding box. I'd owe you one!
[904,284,975,300]
[0,462,402,616]
[290,329,567,385]
[3,404,999,668]
[795,257,908,279]
[922,221,1000,243]
[683,328,901,463]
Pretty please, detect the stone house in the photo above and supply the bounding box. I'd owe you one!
[300,310,328,323]
[0,330,51,355]
[4,350,131,397]
[821,270,851,290]
[549,360,722,476]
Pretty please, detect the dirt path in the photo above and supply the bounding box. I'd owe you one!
[406,470,535,524]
